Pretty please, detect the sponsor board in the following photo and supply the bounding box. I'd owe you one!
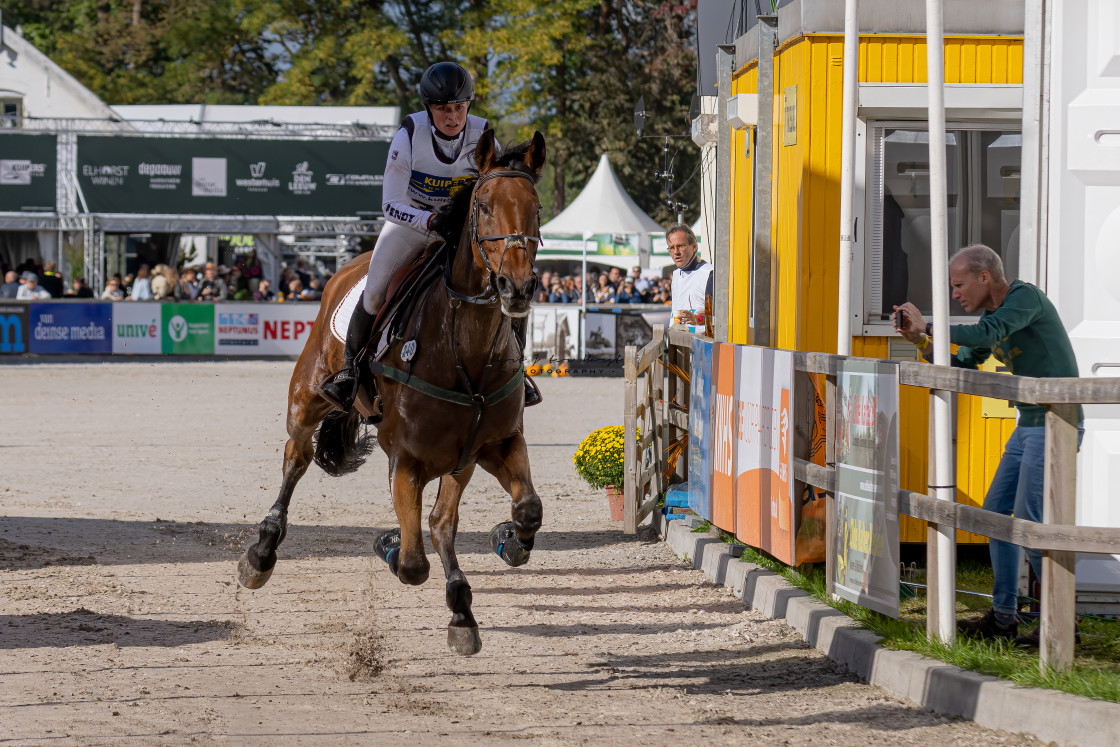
[255,304,318,355]
[214,304,262,351]
[76,137,388,216]
[29,302,112,354]
[710,343,736,532]
[0,134,57,212]
[214,303,318,355]
[162,304,214,354]
[112,303,161,354]
[687,336,713,520]
[0,304,30,354]
[833,359,901,618]
[733,346,795,565]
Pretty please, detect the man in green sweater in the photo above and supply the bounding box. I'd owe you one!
[893,244,1082,644]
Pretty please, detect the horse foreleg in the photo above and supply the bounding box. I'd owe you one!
[387,457,430,585]
[238,429,315,589]
[430,468,482,655]
[477,433,543,568]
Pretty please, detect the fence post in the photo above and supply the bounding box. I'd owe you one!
[1040,402,1079,672]
[825,373,837,599]
[624,344,638,533]
[649,326,666,510]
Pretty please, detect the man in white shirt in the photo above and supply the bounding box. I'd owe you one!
[16,272,51,300]
[667,223,712,327]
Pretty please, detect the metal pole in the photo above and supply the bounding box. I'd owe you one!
[836,0,860,355]
[925,0,956,645]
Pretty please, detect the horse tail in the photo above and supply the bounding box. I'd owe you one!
[313,410,374,477]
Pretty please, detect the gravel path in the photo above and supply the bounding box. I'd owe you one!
[0,361,1038,745]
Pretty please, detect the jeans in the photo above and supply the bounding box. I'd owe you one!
[985,424,1084,615]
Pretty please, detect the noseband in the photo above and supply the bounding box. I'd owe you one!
[447,169,539,306]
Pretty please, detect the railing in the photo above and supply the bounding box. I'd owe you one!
[624,326,1120,672]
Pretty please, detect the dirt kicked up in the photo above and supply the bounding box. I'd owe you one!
[0,361,1036,745]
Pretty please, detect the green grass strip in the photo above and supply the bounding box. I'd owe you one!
[708,534,1120,703]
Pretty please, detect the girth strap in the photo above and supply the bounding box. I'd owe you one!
[368,360,525,408]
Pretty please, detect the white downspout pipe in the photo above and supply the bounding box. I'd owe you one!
[926,0,956,644]
[836,0,860,355]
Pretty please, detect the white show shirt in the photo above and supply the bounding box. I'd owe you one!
[381,111,489,232]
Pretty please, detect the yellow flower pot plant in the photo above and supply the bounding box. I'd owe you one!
[573,425,627,521]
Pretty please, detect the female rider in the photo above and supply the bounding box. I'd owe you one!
[320,62,542,412]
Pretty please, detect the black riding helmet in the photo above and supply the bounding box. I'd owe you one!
[419,62,474,107]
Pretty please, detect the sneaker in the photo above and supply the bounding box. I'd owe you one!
[957,608,1018,641]
[1014,622,1081,649]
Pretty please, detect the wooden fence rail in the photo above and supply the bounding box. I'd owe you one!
[623,327,1120,673]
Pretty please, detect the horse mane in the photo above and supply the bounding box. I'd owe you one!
[429,138,538,252]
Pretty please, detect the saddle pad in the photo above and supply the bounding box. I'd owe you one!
[328,274,400,360]
[329,276,368,345]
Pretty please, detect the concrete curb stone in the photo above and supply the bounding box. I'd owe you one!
[657,515,1120,747]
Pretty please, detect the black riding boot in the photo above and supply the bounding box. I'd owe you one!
[512,317,542,407]
[319,303,376,412]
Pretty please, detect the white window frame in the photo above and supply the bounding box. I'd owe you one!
[855,84,1023,336]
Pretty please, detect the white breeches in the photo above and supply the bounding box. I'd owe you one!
[362,220,435,314]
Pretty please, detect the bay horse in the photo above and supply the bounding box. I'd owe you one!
[238,129,546,655]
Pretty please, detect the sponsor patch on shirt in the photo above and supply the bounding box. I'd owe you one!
[408,170,474,201]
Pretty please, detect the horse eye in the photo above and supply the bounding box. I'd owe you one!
[478,202,491,215]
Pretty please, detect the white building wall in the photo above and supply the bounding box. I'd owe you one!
[1047,0,1120,593]
[0,25,120,120]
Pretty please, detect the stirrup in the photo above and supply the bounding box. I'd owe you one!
[319,366,359,411]
[523,377,543,407]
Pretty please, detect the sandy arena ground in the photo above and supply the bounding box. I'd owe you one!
[0,360,1039,745]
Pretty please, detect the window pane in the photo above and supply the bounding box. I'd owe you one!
[879,129,962,319]
[875,127,1020,321]
[980,132,1021,282]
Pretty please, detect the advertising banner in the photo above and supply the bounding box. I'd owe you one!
[0,134,57,212]
[76,136,388,217]
[253,304,319,355]
[833,359,901,618]
[112,303,162,354]
[687,336,713,520]
[710,343,736,532]
[0,303,30,354]
[734,346,795,564]
[214,305,263,353]
[539,233,640,258]
[28,302,112,354]
[162,304,214,354]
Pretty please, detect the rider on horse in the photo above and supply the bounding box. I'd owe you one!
[320,61,542,413]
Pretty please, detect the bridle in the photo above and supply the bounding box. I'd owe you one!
[446,168,540,306]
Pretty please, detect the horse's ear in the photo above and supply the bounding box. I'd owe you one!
[476,128,498,173]
[524,131,546,177]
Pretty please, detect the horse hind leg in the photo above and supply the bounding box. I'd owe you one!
[430,470,482,655]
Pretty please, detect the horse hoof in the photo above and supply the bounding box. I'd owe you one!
[237,552,274,589]
[447,625,482,656]
[489,521,532,567]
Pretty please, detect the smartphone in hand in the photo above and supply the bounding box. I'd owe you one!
[894,309,908,331]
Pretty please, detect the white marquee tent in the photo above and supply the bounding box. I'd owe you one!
[539,154,663,271]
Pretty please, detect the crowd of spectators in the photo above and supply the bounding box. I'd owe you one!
[534,265,672,305]
[0,253,329,304]
[3,255,673,307]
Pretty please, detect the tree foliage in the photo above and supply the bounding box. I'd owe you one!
[4,0,699,223]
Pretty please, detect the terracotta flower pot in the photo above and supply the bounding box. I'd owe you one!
[605,485,624,522]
